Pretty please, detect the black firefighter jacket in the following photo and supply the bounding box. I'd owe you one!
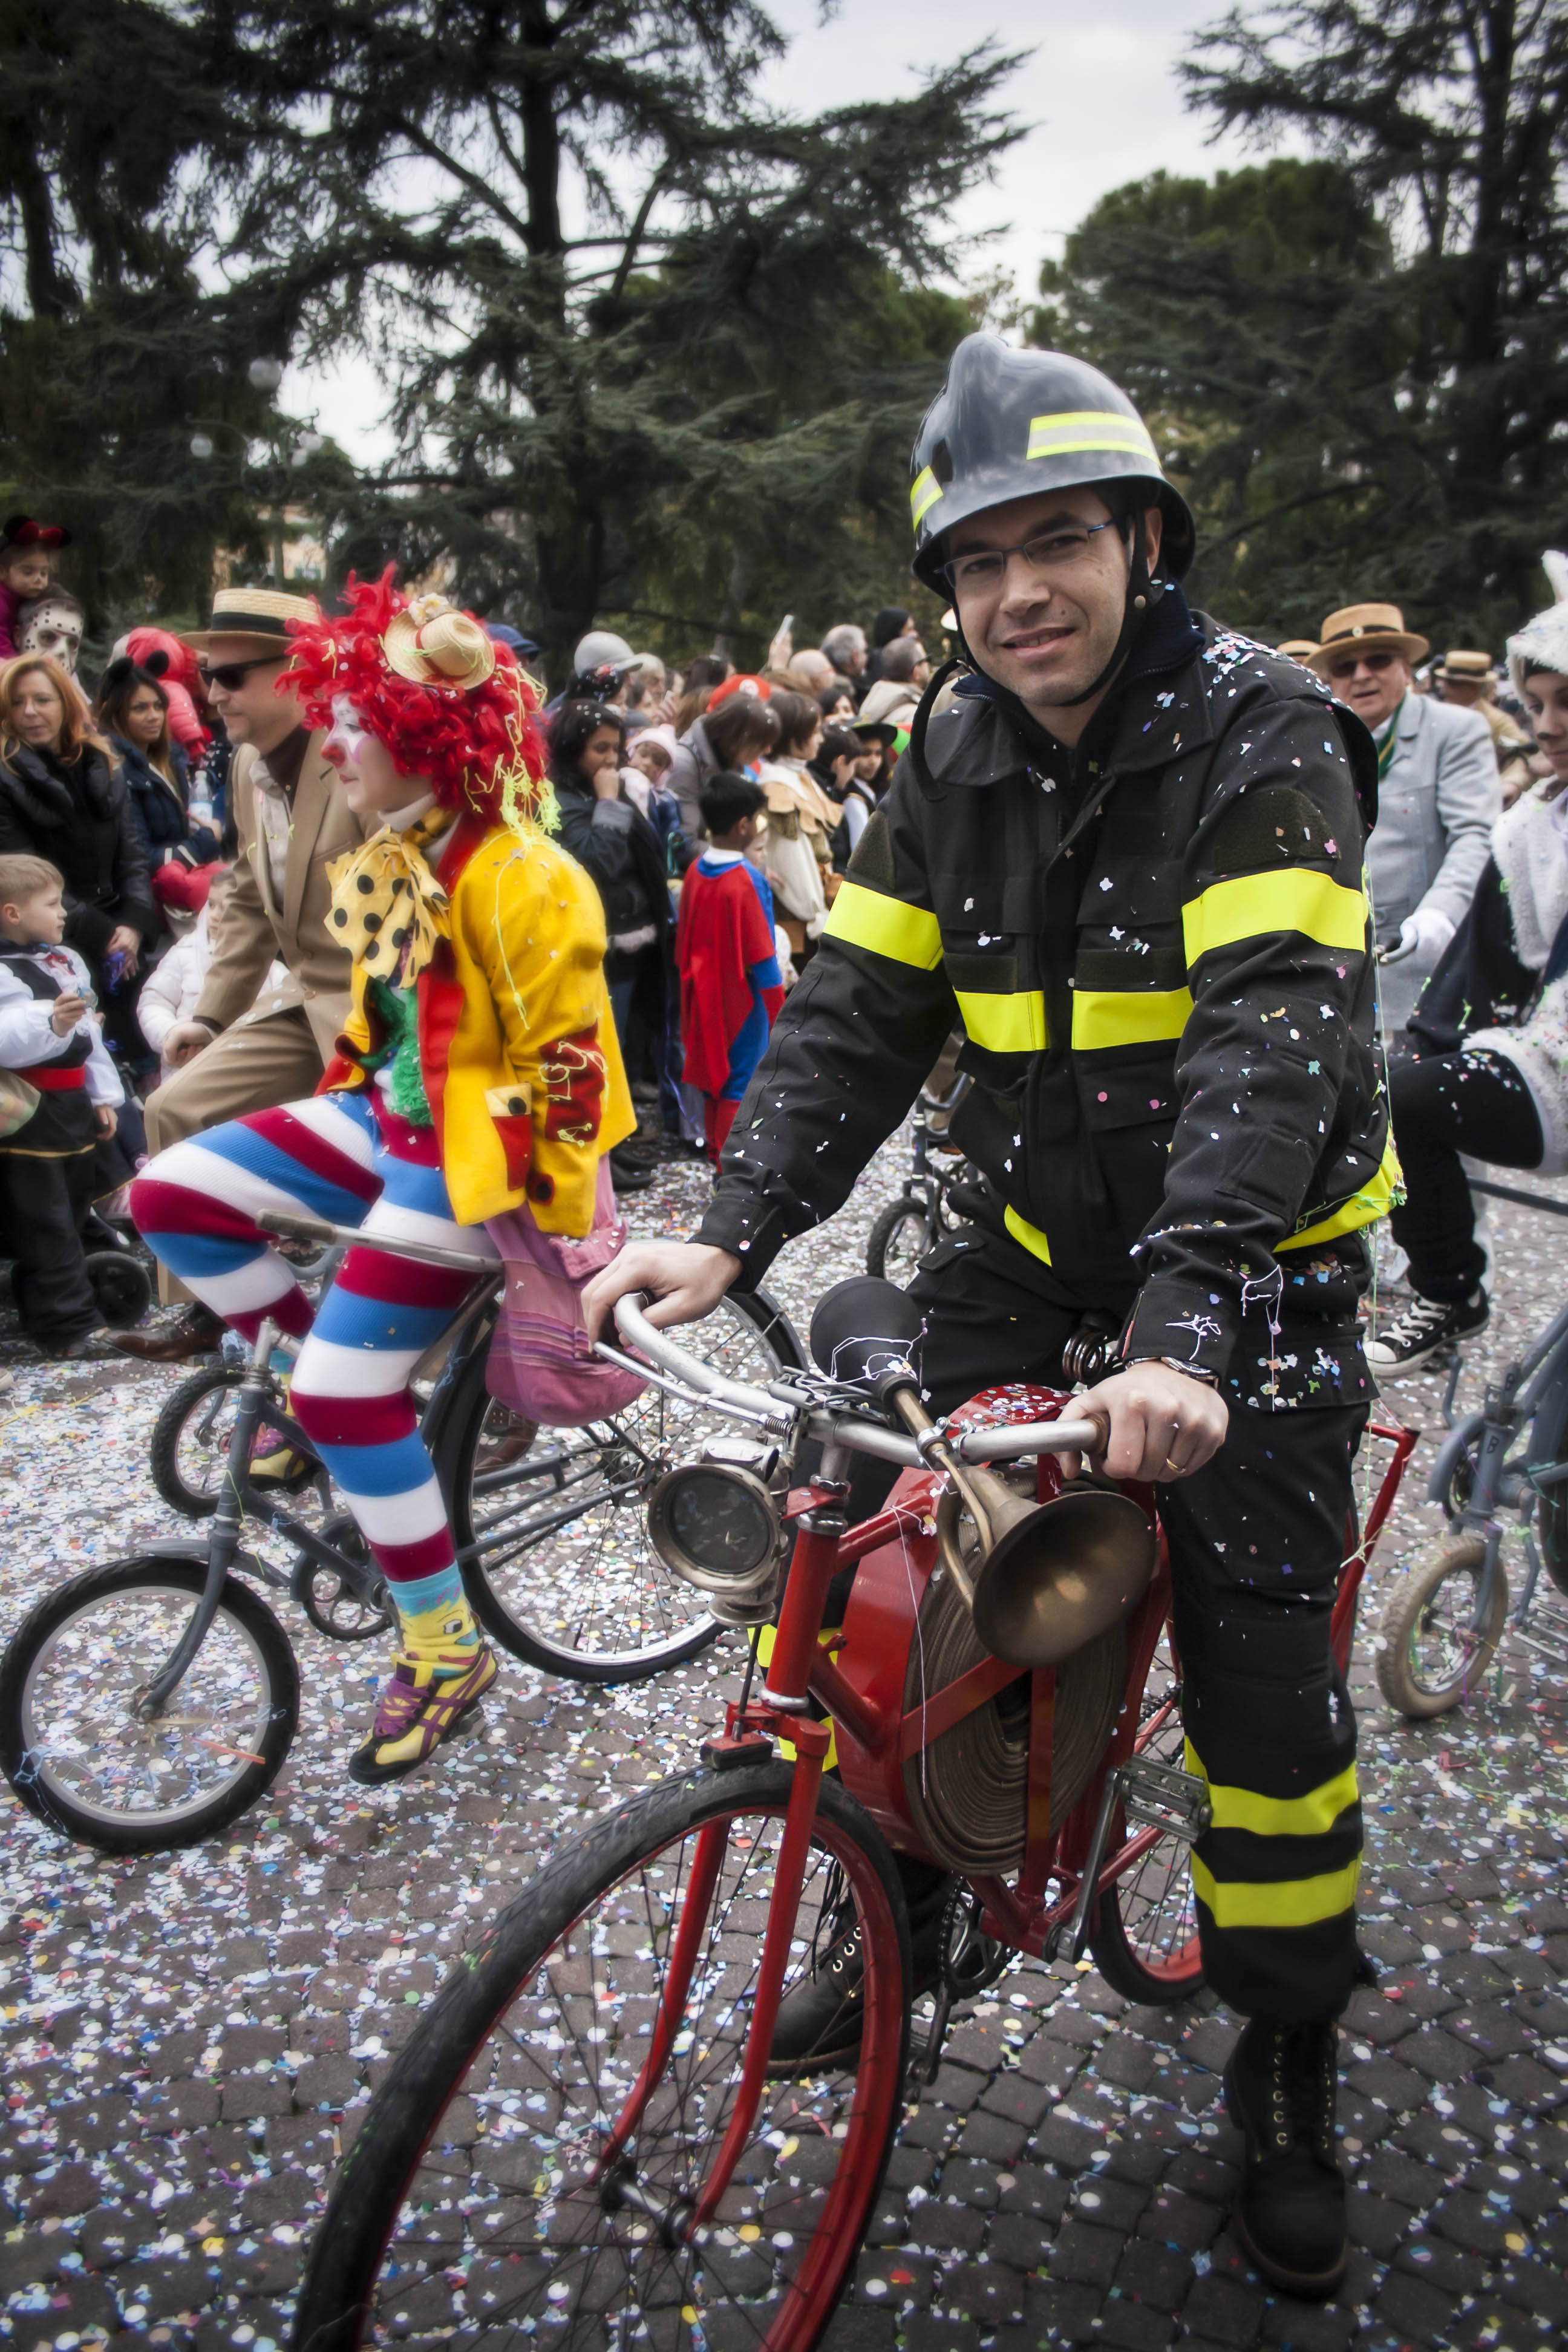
[696,607,1392,1414]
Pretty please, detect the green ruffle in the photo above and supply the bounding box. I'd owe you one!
[366,978,434,1127]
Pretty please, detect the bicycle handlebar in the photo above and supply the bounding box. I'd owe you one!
[610,1292,1108,1466]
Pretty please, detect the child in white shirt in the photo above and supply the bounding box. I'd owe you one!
[0,852,125,1357]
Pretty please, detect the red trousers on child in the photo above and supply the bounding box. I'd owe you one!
[703,1095,739,1168]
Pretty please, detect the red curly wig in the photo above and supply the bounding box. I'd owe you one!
[285,567,551,826]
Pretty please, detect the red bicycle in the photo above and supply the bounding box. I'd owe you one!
[292,1278,1414,2352]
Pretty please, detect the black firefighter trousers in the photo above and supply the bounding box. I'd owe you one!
[884,1226,1367,2026]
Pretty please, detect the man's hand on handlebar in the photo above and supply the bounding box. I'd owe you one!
[583,1241,743,1338]
[1060,1361,1228,1485]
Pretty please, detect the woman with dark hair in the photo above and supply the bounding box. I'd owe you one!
[664,688,777,857]
[549,700,671,1187]
[817,681,855,727]
[94,659,221,927]
[861,604,916,689]
[669,652,734,743]
[0,654,154,1051]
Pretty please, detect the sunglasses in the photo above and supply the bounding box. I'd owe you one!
[1325,649,1397,682]
[198,655,285,691]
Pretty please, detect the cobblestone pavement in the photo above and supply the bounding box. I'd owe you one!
[1,1132,1566,2352]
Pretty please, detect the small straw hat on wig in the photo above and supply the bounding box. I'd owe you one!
[286,570,554,832]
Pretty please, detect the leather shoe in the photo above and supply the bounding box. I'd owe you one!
[768,1872,999,2076]
[110,1303,226,1362]
[40,1327,120,1363]
[1224,2019,1348,2297]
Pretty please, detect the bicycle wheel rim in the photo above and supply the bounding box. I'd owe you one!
[296,1768,909,2352]
[454,1298,796,1677]
[1091,1631,1203,1998]
[16,1572,279,1835]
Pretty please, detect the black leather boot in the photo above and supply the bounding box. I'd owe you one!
[768,1871,996,2077]
[1224,2019,1348,2297]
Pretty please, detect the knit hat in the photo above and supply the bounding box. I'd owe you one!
[1508,554,1568,697]
[872,606,910,648]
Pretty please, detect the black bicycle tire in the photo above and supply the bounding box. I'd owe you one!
[864,1195,933,1284]
[290,1761,910,2352]
[0,1555,298,1853]
[83,1250,152,1325]
[149,1365,247,1518]
[440,1289,805,1683]
[1524,1380,1568,1597]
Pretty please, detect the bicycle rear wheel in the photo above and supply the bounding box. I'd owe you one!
[442,1291,804,1684]
[0,1556,298,1852]
[1090,1626,1204,2002]
[1375,1537,1507,1717]
[292,1760,909,2352]
[864,1197,932,1284]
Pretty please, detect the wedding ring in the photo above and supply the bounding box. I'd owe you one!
[1163,1455,1183,1478]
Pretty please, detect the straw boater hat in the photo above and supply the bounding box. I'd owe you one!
[1305,603,1429,676]
[1275,639,1319,663]
[1434,647,1495,686]
[181,586,315,655]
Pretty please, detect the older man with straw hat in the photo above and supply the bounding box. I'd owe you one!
[1308,602,1499,1029]
[113,586,370,1359]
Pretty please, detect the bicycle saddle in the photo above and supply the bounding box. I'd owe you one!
[808,1276,924,1393]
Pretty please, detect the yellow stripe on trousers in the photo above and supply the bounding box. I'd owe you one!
[1186,1740,1359,1837]
[1190,1854,1361,1930]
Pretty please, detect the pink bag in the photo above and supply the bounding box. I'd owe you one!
[484,1160,648,1425]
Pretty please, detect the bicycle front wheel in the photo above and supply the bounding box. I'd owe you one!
[292,1760,910,2352]
[864,1195,932,1285]
[1376,1537,1508,1717]
[1090,1625,1204,2002]
[443,1290,805,1684]
[0,1556,298,1852]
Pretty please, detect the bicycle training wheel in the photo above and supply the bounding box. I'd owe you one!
[443,1290,805,1684]
[864,1195,933,1285]
[0,1556,298,1852]
[291,1760,910,2352]
[1090,1625,1204,2002]
[1375,1537,1508,1718]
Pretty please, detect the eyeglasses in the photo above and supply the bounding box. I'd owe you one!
[941,518,1120,596]
[1325,650,1397,682]
[198,655,284,691]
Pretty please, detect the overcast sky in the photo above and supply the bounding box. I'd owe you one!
[286,0,1266,464]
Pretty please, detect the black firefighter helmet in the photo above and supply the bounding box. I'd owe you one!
[909,336,1195,592]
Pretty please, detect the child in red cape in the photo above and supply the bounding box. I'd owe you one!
[676,769,785,1165]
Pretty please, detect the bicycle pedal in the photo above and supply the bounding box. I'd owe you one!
[1116,1757,1211,1843]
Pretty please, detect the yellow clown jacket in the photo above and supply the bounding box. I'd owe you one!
[319,811,636,1232]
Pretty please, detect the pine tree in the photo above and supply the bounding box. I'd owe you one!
[214,0,1020,672]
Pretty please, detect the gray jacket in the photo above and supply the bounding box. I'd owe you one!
[1367,692,1499,1026]
[664,717,717,850]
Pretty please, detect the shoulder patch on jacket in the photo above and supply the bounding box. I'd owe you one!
[847,809,897,891]
[1206,785,1335,874]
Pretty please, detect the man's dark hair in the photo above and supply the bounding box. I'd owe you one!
[703,692,777,766]
[684,653,732,694]
[699,768,766,837]
[819,726,860,768]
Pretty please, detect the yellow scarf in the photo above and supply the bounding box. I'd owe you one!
[327,809,451,982]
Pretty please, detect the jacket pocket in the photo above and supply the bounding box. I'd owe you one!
[485,1082,534,1191]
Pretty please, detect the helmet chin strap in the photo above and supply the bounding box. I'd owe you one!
[907,515,1164,801]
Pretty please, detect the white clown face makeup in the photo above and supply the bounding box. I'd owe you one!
[324,693,374,768]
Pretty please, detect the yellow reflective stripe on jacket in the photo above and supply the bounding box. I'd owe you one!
[756,1622,839,1771]
[955,988,1048,1054]
[1183,870,1368,965]
[1071,985,1193,1052]
[1190,1854,1361,1931]
[1186,1741,1358,1838]
[1004,1204,1051,1266]
[910,466,944,527]
[1279,1131,1402,1253]
[1027,410,1160,465]
[823,880,944,970]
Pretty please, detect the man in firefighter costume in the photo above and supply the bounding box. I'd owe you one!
[589,335,1390,2297]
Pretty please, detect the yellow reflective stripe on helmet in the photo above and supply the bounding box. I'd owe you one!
[1003,1204,1051,1266]
[1071,985,1193,1052]
[823,880,943,970]
[1190,1854,1361,1930]
[910,466,944,528]
[1027,410,1161,465]
[1183,869,1368,965]
[954,988,1048,1054]
[1278,1131,1402,1252]
[1185,1741,1358,1838]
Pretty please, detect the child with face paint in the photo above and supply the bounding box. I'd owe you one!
[0,515,70,661]
[130,572,637,1783]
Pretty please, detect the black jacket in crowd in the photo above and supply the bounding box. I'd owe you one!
[0,741,155,962]
[111,736,221,875]
[696,591,1388,1410]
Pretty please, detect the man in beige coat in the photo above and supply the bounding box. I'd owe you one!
[114,586,368,1357]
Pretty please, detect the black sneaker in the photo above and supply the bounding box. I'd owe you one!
[767,1875,998,2077]
[1365,1288,1487,1371]
[1224,2020,1347,2298]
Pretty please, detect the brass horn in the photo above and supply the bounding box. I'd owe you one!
[890,1389,1157,1670]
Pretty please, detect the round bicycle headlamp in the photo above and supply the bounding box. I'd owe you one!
[647,1463,780,1597]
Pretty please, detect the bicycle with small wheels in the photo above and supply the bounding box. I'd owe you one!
[293,1277,1413,2352]
[864,1073,978,1283]
[0,1214,803,1854]
[1377,1269,1568,1718]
